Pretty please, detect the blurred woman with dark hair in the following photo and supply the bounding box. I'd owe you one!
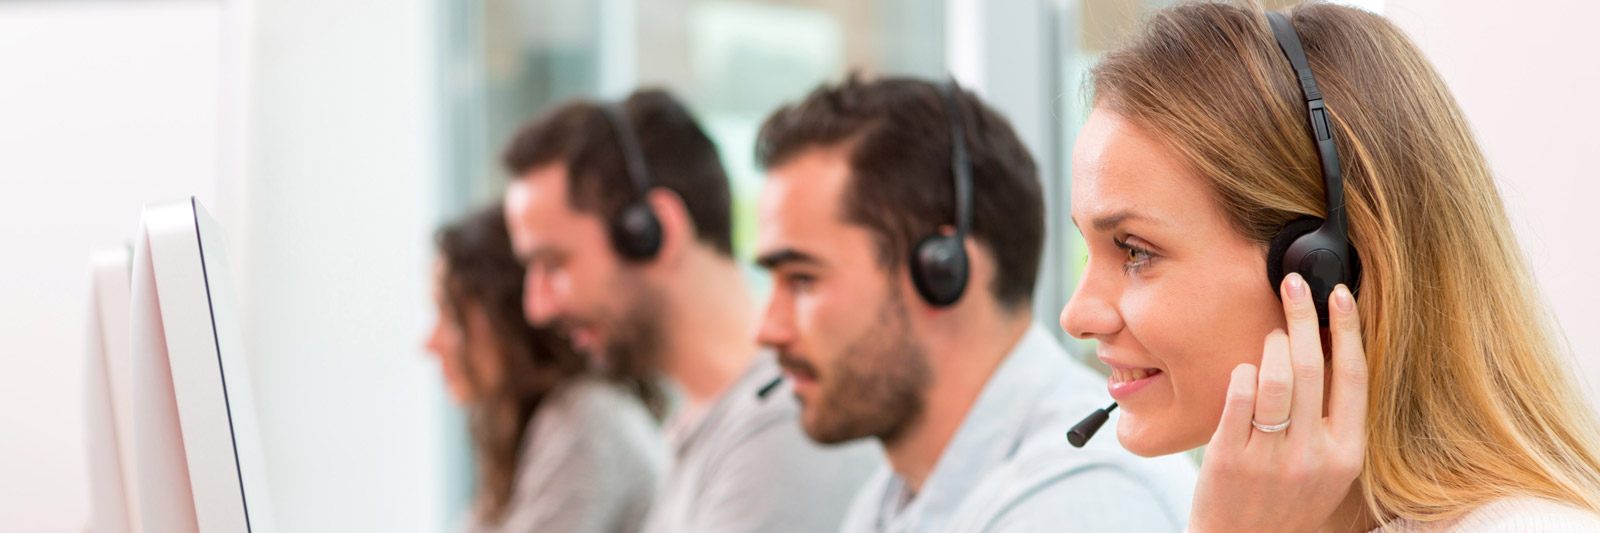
[426,204,665,533]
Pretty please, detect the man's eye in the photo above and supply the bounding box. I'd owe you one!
[786,273,816,290]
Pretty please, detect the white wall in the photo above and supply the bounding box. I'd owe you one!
[1386,0,1600,394]
[0,1,450,531]
[242,0,449,530]
[948,0,1065,333]
[0,3,222,531]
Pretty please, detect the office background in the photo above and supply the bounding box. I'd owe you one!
[0,0,1594,531]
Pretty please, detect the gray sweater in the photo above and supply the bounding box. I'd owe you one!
[641,353,882,533]
[458,378,667,533]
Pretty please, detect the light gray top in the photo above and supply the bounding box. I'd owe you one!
[839,325,1199,533]
[641,352,882,533]
[459,377,667,533]
[1374,498,1600,532]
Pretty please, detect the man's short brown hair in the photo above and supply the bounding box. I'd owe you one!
[755,76,1044,310]
[503,89,733,257]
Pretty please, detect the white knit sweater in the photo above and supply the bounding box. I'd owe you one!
[1372,498,1600,532]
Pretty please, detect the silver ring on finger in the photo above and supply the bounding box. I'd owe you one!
[1251,417,1291,433]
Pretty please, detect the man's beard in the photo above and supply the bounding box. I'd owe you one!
[786,292,931,446]
[595,280,666,384]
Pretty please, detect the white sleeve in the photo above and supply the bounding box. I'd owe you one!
[980,466,1186,533]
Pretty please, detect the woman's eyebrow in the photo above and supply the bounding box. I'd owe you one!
[1091,210,1152,232]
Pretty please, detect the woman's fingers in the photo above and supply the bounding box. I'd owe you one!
[1253,328,1294,434]
[1190,284,1369,533]
[1212,363,1260,450]
[1326,284,1369,443]
[1281,273,1327,431]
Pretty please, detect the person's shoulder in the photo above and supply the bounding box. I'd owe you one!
[693,355,806,452]
[1007,349,1198,490]
[1385,498,1600,533]
[1476,496,1600,519]
[954,390,1198,531]
[836,467,896,533]
[946,328,1197,530]
[491,379,663,533]
[952,449,1194,532]
[546,377,655,424]
[971,470,1186,532]
[702,384,881,480]
[530,377,663,458]
[668,366,885,532]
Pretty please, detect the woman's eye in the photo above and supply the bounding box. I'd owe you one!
[1113,236,1156,275]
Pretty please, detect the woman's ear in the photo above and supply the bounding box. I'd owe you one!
[645,187,694,264]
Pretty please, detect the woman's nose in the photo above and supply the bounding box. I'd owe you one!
[1060,271,1123,340]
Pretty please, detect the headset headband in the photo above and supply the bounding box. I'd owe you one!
[600,103,654,201]
[936,79,973,239]
[1266,11,1348,241]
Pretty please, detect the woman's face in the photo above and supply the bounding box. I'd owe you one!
[1061,108,1287,457]
[424,259,504,405]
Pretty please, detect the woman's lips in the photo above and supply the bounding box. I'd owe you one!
[1107,366,1164,401]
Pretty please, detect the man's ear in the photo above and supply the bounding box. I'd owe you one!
[645,187,694,263]
[961,233,989,302]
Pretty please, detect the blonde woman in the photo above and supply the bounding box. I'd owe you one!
[1060,1,1600,530]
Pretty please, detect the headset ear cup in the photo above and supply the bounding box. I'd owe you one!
[910,235,969,307]
[1346,241,1363,296]
[612,201,663,260]
[1266,216,1326,298]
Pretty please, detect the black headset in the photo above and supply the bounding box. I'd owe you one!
[910,80,975,307]
[599,102,665,261]
[1070,11,1364,447]
[1264,11,1363,326]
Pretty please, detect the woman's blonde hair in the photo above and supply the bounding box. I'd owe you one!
[1090,0,1600,523]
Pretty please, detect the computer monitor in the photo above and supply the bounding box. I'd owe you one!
[129,197,274,533]
[85,246,140,533]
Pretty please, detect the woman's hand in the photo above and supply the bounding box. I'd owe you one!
[1188,273,1368,533]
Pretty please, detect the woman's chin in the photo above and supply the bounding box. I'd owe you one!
[1115,414,1202,457]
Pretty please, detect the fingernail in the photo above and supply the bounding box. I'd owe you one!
[1286,273,1307,301]
[1333,284,1354,313]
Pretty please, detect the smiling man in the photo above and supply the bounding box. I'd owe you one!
[502,89,878,533]
[753,77,1197,532]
